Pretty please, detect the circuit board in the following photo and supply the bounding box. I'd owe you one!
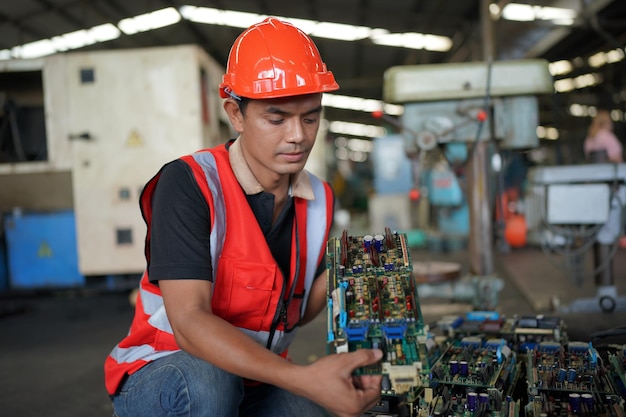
[326,229,432,393]
[525,341,624,416]
[430,337,518,392]
[325,231,626,416]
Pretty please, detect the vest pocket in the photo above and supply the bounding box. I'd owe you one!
[212,258,277,332]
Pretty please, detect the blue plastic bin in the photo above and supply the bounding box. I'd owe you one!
[4,210,85,289]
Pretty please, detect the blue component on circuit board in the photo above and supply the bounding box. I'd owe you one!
[345,322,370,341]
[466,311,500,321]
[382,322,408,339]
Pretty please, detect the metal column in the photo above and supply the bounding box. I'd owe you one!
[467,0,496,277]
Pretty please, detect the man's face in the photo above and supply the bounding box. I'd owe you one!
[233,93,323,181]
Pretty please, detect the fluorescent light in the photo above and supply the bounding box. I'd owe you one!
[371,32,452,52]
[179,6,224,25]
[589,51,608,67]
[118,7,181,35]
[607,49,625,64]
[554,73,600,92]
[554,78,574,92]
[548,60,572,76]
[574,73,600,89]
[502,4,534,21]
[310,22,371,41]
[329,121,387,138]
[2,5,452,62]
[536,126,559,140]
[589,48,625,67]
[51,24,120,51]
[569,104,589,117]
[6,23,121,59]
[489,3,501,16]
[180,6,263,28]
[181,6,451,50]
[91,23,122,42]
[334,137,373,162]
[14,39,56,59]
[502,3,576,25]
[347,137,374,152]
[323,94,404,116]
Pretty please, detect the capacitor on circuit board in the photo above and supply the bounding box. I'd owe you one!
[569,393,581,413]
[374,234,384,252]
[460,360,469,377]
[479,393,490,409]
[450,360,459,375]
[467,392,478,412]
[345,290,354,305]
[363,235,374,251]
[567,368,577,383]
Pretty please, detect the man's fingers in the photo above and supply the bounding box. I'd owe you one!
[358,374,382,390]
[357,375,383,413]
[341,349,383,371]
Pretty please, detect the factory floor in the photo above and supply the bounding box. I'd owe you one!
[1,243,625,416]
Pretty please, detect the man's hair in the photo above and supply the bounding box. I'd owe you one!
[237,97,250,116]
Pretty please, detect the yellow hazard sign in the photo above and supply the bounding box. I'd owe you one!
[126,129,144,147]
[38,241,53,258]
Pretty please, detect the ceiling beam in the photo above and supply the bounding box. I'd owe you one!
[0,11,48,49]
[32,0,85,29]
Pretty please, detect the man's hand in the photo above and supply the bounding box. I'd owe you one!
[295,349,383,417]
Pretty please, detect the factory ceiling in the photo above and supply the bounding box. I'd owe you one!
[1,0,625,142]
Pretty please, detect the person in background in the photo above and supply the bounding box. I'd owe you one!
[104,17,382,417]
[584,109,626,248]
[584,109,623,163]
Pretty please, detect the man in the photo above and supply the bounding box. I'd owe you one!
[104,17,382,417]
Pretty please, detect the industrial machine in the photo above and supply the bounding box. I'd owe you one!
[326,230,626,416]
[525,163,626,313]
[0,45,231,288]
[379,59,554,309]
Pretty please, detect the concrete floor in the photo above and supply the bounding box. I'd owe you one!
[1,244,625,416]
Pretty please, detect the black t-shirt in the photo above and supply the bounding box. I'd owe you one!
[147,159,326,283]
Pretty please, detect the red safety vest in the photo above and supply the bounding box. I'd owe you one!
[104,144,334,395]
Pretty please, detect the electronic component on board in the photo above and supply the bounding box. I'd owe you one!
[326,229,432,394]
[327,231,626,417]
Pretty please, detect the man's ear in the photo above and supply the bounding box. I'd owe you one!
[223,99,244,133]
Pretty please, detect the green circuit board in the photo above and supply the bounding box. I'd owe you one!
[326,229,431,393]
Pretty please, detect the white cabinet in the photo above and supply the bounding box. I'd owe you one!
[0,45,231,275]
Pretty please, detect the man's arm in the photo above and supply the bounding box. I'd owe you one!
[160,278,382,417]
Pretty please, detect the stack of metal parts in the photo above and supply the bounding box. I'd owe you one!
[326,231,626,417]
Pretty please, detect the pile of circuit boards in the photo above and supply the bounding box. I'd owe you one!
[326,230,626,417]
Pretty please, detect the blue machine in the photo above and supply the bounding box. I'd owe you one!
[424,143,469,238]
[4,210,84,289]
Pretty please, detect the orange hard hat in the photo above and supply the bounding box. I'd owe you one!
[220,17,339,100]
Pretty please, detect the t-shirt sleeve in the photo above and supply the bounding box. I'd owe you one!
[148,159,213,282]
